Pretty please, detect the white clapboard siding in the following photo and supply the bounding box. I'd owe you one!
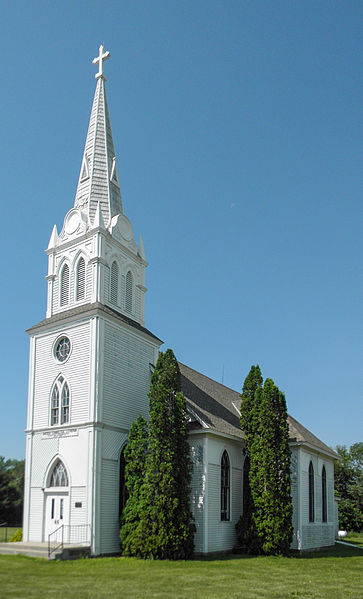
[207,464,235,552]
[100,458,120,554]
[31,434,60,486]
[102,321,154,428]
[231,466,242,522]
[28,488,44,541]
[33,322,91,429]
[70,487,87,527]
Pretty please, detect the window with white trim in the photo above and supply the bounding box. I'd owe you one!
[322,465,327,523]
[50,376,70,425]
[76,257,86,301]
[125,270,133,313]
[221,450,230,521]
[309,461,315,522]
[49,460,68,487]
[110,261,119,305]
[60,264,70,306]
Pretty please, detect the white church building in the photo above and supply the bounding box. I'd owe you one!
[23,46,338,556]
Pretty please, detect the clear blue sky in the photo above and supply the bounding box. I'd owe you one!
[1,1,361,459]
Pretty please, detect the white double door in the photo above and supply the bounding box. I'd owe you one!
[44,492,69,541]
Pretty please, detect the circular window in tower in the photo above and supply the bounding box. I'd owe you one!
[54,336,71,363]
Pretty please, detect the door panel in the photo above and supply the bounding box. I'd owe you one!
[44,493,69,541]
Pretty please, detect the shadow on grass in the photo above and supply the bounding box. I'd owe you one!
[195,543,363,561]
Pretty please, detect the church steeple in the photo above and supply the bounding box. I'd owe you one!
[74,45,123,227]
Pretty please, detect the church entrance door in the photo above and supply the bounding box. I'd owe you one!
[44,492,69,542]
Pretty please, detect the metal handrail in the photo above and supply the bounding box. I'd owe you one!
[48,524,63,559]
[48,524,90,559]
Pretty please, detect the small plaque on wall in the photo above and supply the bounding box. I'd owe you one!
[75,502,82,508]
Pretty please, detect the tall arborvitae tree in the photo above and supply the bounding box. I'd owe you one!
[126,349,194,559]
[250,378,293,555]
[236,365,262,550]
[120,415,148,556]
[237,366,293,555]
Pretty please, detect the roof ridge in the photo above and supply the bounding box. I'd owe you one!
[178,361,241,397]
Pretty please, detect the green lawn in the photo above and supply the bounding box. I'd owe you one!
[0,544,362,599]
[345,532,363,548]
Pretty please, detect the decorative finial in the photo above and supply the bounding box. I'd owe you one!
[92,45,110,80]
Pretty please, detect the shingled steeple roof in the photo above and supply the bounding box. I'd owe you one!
[74,45,123,227]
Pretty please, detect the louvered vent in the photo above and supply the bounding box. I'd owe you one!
[76,257,86,300]
[60,264,70,306]
[110,261,119,304]
[125,270,133,313]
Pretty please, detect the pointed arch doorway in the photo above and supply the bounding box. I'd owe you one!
[43,460,70,541]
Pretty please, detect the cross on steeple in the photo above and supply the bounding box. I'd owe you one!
[92,45,110,80]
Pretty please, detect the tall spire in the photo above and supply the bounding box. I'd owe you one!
[74,45,123,227]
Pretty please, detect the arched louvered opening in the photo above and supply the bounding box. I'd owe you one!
[50,376,70,426]
[309,461,315,522]
[76,257,86,301]
[322,465,327,523]
[221,450,230,521]
[49,460,69,487]
[110,261,119,305]
[60,264,70,306]
[125,270,133,314]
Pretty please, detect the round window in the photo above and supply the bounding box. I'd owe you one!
[54,337,71,362]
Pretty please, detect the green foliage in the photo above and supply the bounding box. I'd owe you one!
[121,349,194,559]
[236,367,293,555]
[236,365,262,550]
[8,528,22,542]
[120,416,149,555]
[0,457,24,525]
[335,442,363,532]
[250,379,293,555]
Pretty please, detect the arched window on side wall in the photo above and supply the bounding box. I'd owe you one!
[309,461,315,522]
[49,460,69,487]
[322,465,327,523]
[221,450,230,521]
[125,270,133,314]
[76,257,86,301]
[110,261,119,305]
[60,264,70,306]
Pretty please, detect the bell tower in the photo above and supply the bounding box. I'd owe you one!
[23,46,162,555]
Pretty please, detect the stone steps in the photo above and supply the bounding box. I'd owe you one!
[0,541,91,560]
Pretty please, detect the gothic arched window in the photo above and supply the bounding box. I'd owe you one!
[49,460,69,487]
[221,450,230,521]
[76,257,86,301]
[110,261,119,305]
[309,461,315,522]
[125,270,133,313]
[322,465,327,523]
[60,264,70,306]
[50,376,70,426]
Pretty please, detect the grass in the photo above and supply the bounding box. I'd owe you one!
[0,543,362,599]
[344,531,363,548]
[0,527,19,543]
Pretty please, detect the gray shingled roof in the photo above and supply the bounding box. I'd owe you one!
[179,362,338,458]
